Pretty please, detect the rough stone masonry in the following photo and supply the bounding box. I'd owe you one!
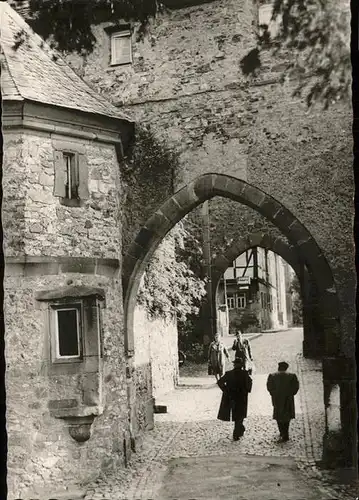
[64,0,355,475]
[1,0,356,497]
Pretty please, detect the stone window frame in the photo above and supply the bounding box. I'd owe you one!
[50,301,84,364]
[267,292,273,311]
[36,286,105,376]
[236,294,246,309]
[52,139,89,208]
[105,24,133,67]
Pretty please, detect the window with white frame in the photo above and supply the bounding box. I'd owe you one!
[111,30,132,65]
[51,303,83,361]
[227,295,235,310]
[236,294,246,309]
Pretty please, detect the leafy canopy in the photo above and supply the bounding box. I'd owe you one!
[20,0,350,108]
[252,0,351,108]
[136,220,207,322]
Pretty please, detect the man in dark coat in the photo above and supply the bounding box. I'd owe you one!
[266,361,300,441]
[217,357,253,440]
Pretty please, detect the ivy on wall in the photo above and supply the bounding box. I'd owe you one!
[121,124,176,256]
[290,274,303,325]
[121,124,206,322]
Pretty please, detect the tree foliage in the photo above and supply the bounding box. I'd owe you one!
[23,0,159,53]
[15,0,351,107]
[121,124,176,256]
[250,0,351,108]
[290,274,303,325]
[136,220,206,322]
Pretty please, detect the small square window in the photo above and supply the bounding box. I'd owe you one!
[111,31,132,66]
[51,303,83,362]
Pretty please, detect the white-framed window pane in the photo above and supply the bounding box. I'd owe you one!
[227,296,235,310]
[237,295,246,309]
[111,32,132,65]
[54,306,81,358]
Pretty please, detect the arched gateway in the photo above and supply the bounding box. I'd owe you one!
[123,173,355,472]
[123,173,340,357]
[210,232,319,357]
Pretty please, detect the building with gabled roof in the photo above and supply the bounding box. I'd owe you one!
[1,0,133,122]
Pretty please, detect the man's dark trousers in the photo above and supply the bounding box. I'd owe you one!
[277,420,290,440]
[233,419,245,439]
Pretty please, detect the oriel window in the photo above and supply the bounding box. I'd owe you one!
[51,304,83,361]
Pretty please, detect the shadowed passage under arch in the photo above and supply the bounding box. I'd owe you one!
[210,232,324,356]
[122,173,341,358]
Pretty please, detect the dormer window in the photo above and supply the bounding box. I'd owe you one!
[110,30,132,66]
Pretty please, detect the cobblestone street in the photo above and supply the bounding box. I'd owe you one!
[83,329,357,499]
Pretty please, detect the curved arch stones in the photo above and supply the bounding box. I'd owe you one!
[210,232,322,357]
[122,173,341,357]
[211,232,305,291]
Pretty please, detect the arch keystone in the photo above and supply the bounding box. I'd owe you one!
[248,232,266,247]
[213,174,230,195]
[259,233,272,248]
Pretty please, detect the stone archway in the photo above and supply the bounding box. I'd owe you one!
[123,173,340,358]
[210,232,321,358]
[122,173,353,469]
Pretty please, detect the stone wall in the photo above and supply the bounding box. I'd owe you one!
[134,306,178,400]
[4,271,128,499]
[63,0,354,355]
[131,237,180,435]
[3,129,129,498]
[3,130,122,259]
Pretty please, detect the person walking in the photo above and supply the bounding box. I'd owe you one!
[208,333,230,381]
[266,361,300,441]
[232,329,255,374]
[217,357,253,440]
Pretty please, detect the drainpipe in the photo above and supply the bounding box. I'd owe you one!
[202,201,214,339]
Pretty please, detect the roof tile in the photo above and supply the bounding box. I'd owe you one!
[0,2,133,123]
